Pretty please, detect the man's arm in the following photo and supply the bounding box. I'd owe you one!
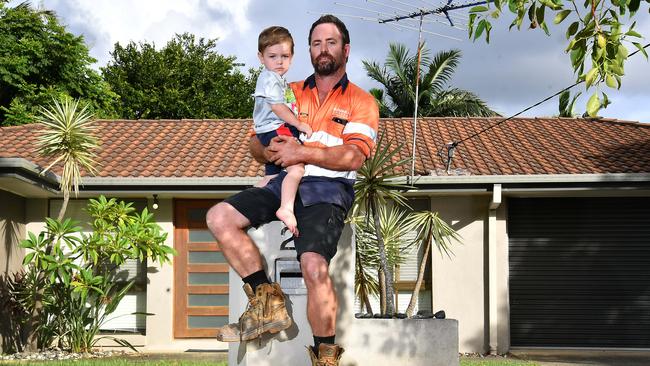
[249,136,272,164]
[267,135,366,171]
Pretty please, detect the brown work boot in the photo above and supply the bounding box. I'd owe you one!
[216,282,292,342]
[307,343,345,366]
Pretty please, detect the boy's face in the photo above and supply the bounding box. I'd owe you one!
[258,41,293,76]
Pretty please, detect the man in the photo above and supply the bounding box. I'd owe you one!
[206,14,378,366]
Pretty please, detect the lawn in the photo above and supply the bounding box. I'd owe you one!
[0,360,226,366]
[0,355,537,366]
[460,357,539,366]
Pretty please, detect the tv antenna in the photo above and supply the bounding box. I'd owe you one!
[314,0,490,180]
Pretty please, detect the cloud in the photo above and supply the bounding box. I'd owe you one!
[11,0,649,121]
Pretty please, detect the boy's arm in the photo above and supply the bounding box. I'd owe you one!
[269,103,312,136]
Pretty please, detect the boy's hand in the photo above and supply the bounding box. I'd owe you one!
[299,123,313,138]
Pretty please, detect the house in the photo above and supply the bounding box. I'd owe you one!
[1,117,649,354]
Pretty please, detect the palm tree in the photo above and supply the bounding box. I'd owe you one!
[36,97,100,220]
[363,43,498,118]
[403,211,460,317]
[353,131,412,315]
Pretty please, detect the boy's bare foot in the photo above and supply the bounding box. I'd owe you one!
[276,207,298,236]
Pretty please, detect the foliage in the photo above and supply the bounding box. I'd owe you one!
[36,97,100,220]
[0,272,33,353]
[13,196,176,353]
[353,131,413,315]
[363,43,498,118]
[351,206,413,314]
[353,132,461,316]
[0,2,117,126]
[558,89,582,116]
[101,33,260,119]
[468,0,649,116]
[402,211,461,317]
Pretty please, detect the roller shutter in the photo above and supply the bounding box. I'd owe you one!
[508,197,650,348]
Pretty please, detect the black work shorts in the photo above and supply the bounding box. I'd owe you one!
[223,187,346,264]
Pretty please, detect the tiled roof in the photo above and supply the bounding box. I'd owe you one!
[1,117,649,178]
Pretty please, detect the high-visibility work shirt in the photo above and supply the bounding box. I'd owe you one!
[265,73,379,211]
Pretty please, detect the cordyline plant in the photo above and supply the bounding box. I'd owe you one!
[20,96,101,351]
[16,196,176,353]
[36,96,100,221]
[352,131,461,316]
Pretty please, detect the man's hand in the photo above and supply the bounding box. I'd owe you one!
[268,135,303,167]
[267,134,366,171]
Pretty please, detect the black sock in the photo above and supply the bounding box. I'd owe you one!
[313,335,336,356]
[242,270,270,292]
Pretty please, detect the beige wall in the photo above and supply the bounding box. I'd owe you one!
[429,195,492,354]
[1,190,26,276]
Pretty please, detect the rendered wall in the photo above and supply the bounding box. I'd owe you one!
[429,195,492,354]
[0,190,26,276]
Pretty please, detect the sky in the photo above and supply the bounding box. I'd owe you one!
[14,0,650,121]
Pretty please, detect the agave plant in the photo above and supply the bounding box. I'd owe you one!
[36,96,100,220]
[353,131,413,315]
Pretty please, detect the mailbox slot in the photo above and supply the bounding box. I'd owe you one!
[275,258,306,295]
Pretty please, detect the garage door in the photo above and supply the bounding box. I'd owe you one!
[508,197,650,348]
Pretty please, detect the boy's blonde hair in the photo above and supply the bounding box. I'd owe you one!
[258,26,294,54]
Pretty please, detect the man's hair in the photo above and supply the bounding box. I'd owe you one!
[258,26,294,54]
[308,15,350,45]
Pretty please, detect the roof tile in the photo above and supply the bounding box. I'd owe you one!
[1,118,649,178]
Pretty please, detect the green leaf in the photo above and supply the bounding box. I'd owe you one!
[628,0,641,13]
[584,68,599,88]
[536,5,546,24]
[605,74,618,89]
[554,9,572,24]
[23,252,36,265]
[626,30,642,38]
[474,19,487,41]
[632,42,648,59]
[597,34,606,49]
[586,92,601,117]
[602,92,611,108]
[541,21,550,36]
[469,5,489,12]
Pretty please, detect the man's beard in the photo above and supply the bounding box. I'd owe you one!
[312,52,343,76]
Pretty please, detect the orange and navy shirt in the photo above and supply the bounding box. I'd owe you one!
[265,73,379,210]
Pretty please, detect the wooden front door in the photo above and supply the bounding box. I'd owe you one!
[174,199,230,337]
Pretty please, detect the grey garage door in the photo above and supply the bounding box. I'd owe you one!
[508,197,650,348]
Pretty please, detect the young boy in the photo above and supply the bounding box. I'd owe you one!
[253,26,312,236]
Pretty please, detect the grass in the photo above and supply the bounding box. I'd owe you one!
[0,355,537,366]
[460,356,540,366]
[0,358,226,366]
[1,361,226,366]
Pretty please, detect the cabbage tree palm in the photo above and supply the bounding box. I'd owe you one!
[36,97,100,221]
[26,97,99,350]
[353,131,412,315]
[403,211,461,317]
[363,43,498,118]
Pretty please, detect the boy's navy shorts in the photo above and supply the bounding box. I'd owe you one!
[256,124,301,175]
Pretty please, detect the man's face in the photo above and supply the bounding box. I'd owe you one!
[309,23,350,76]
